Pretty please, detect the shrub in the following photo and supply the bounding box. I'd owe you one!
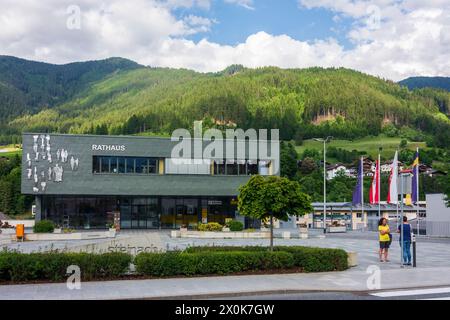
[33,220,55,233]
[273,246,348,272]
[135,250,294,277]
[227,220,244,232]
[197,222,223,232]
[184,246,348,272]
[0,251,132,282]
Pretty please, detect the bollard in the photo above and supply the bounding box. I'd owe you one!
[412,233,417,268]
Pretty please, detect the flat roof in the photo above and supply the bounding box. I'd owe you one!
[22,132,278,143]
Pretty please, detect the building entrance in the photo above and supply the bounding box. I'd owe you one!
[120,197,159,229]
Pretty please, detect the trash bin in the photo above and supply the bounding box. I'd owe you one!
[16,223,24,242]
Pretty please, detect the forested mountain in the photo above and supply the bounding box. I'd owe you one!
[1,58,450,149]
[399,76,450,92]
[0,56,141,125]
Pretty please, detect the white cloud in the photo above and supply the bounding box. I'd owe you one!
[183,14,216,34]
[0,0,449,81]
[224,0,255,10]
[296,0,450,80]
[0,0,211,63]
[163,0,212,10]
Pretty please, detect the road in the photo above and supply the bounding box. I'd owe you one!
[217,286,450,300]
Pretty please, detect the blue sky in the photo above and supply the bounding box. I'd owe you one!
[0,0,448,81]
[174,0,354,48]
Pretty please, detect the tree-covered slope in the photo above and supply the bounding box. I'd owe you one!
[399,76,450,92]
[0,55,142,124]
[4,63,450,148]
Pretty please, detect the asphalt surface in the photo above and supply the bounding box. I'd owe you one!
[215,287,450,300]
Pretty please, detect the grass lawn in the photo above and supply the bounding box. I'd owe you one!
[0,144,21,158]
[295,135,427,161]
[9,212,34,220]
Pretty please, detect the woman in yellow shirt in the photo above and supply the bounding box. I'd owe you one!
[378,218,391,262]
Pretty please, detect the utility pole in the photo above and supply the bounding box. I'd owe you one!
[314,136,333,234]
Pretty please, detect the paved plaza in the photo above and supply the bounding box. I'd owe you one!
[2,229,450,299]
[3,229,450,271]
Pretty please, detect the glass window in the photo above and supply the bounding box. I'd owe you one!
[43,196,117,229]
[110,157,118,173]
[93,156,101,173]
[148,158,157,174]
[226,159,238,175]
[118,157,126,174]
[126,158,135,173]
[135,158,148,174]
[100,156,110,173]
[237,160,246,175]
[258,160,270,175]
[247,160,258,175]
[214,160,226,175]
[93,156,160,174]
[161,198,175,229]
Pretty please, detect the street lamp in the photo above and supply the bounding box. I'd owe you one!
[314,136,333,234]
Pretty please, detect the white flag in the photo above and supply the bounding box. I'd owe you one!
[387,151,398,204]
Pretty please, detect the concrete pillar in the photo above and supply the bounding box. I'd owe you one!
[34,195,42,222]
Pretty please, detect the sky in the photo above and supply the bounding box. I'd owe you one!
[0,0,449,81]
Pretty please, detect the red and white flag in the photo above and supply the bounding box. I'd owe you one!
[369,160,379,204]
[387,151,398,204]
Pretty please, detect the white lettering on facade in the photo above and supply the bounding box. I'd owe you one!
[91,144,126,152]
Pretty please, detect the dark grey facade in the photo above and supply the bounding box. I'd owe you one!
[22,133,277,229]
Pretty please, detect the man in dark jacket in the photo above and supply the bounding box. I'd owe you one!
[397,216,412,265]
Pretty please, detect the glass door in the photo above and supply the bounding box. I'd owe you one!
[131,205,139,228]
[120,198,131,229]
[137,205,147,228]
[146,198,159,229]
[123,198,160,229]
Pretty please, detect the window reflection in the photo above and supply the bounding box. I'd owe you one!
[93,156,160,175]
[212,159,268,175]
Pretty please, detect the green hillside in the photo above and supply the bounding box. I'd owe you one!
[0,56,141,135]
[296,136,426,161]
[1,60,449,150]
[399,76,450,92]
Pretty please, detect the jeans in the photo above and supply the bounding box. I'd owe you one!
[401,241,411,264]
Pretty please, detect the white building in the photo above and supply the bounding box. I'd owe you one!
[326,164,350,180]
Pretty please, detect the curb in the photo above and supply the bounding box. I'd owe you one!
[133,283,450,300]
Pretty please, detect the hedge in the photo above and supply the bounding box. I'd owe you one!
[228,220,244,231]
[33,220,55,233]
[0,251,132,282]
[184,246,348,272]
[135,251,295,276]
[0,246,348,282]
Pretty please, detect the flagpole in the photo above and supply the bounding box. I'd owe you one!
[361,156,365,230]
[395,149,399,231]
[396,200,399,230]
[416,147,420,237]
[378,148,381,218]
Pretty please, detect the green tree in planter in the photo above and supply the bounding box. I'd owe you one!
[238,175,313,251]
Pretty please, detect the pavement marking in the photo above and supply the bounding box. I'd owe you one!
[371,287,450,298]
[419,296,450,300]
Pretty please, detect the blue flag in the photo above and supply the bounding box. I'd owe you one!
[352,157,363,206]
